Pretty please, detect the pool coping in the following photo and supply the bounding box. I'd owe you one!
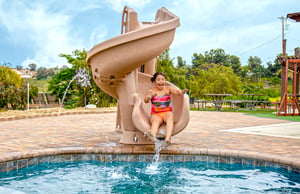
[0,146,299,174]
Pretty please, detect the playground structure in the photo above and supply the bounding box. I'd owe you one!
[277,12,300,116]
[87,7,190,144]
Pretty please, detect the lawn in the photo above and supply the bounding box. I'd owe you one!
[245,113,300,122]
[191,108,300,122]
[25,78,49,92]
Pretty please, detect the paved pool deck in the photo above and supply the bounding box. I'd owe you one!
[0,110,299,170]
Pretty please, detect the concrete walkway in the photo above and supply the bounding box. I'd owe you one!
[0,111,299,169]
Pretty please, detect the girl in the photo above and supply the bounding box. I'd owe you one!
[144,72,188,147]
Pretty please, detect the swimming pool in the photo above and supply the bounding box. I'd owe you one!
[0,160,299,193]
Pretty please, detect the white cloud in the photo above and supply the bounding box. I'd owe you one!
[167,0,290,65]
[0,1,84,67]
[89,26,108,48]
[0,0,298,68]
[104,0,152,12]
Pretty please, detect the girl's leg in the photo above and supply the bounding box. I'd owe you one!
[163,112,174,141]
[149,114,163,139]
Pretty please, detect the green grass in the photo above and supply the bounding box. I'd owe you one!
[25,78,49,92]
[191,107,300,122]
[245,113,300,122]
[190,107,275,113]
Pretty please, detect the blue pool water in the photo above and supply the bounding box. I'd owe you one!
[0,161,299,193]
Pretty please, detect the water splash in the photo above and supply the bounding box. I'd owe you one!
[152,141,163,163]
[145,141,164,174]
[74,68,91,88]
[58,67,92,116]
[57,76,76,116]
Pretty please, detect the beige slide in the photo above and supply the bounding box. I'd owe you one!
[87,6,190,144]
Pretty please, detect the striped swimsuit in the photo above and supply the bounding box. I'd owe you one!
[151,87,172,119]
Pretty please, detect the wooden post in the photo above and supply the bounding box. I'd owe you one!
[297,72,299,95]
[280,60,286,113]
[295,48,300,97]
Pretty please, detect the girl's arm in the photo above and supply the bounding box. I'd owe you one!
[169,86,188,95]
[144,89,153,103]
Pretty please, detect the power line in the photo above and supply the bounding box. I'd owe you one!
[238,34,282,56]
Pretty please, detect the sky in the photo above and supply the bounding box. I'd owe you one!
[0,0,299,69]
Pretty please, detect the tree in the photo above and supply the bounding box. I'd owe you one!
[48,67,76,103]
[177,56,186,68]
[205,49,227,64]
[16,65,23,70]
[189,65,242,99]
[247,56,264,81]
[248,56,262,71]
[240,65,250,78]
[192,49,241,75]
[157,49,188,90]
[36,67,49,80]
[36,67,55,80]
[227,55,241,75]
[192,52,206,69]
[28,63,37,71]
[48,49,116,108]
[0,66,22,88]
[0,66,38,109]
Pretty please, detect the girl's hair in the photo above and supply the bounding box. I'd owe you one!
[151,72,166,83]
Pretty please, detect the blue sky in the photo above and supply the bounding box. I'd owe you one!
[0,0,299,68]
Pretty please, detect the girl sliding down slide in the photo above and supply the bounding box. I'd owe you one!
[144,72,188,147]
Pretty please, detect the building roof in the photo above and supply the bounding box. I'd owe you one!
[287,12,300,22]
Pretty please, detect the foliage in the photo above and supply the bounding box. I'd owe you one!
[0,65,22,88]
[26,78,49,92]
[189,64,242,99]
[177,56,186,68]
[247,56,265,81]
[48,67,76,103]
[0,65,38,109]
[157,49,189,90]
[156,49,281,102]
[28,63,37,71]
[48,49,116,108]
[240,79,280,101]
[192,48,241,75]
[265,61,281,77]
[36,67,56,80]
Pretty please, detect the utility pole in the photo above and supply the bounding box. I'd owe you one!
[278,16,286,113]
[278,16,286,57]
[27,82,30,110]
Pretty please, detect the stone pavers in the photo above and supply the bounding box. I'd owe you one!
[0,111,299,170]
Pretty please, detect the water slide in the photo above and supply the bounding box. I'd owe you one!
[87,6,190,144]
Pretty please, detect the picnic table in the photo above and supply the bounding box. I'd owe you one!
[196,99,207,110]
[238,93,263,110]
[229,100,243,111]
[204,94,232,100]
[205,94,232,111]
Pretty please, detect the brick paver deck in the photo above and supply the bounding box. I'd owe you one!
[0,111,299,169]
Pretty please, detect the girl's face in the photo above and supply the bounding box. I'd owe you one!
[155,74,166,90]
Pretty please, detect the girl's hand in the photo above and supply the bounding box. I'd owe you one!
[146,90,153,99]
[181,89,189,95]
[144,90,153,103]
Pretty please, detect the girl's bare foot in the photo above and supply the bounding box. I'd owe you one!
[163,140,171,148]
[145,131,157,143]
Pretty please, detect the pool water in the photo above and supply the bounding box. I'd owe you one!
[0,161,299,193]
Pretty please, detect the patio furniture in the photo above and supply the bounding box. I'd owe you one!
[204,94,232,111]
